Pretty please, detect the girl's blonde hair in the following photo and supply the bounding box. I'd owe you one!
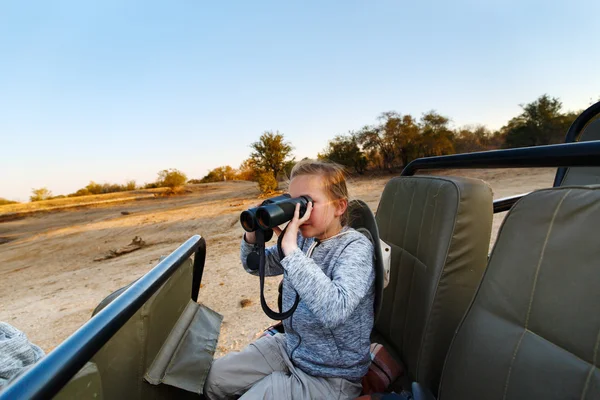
[290,159,350,225]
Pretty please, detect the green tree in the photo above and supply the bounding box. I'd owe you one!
[453,125,500,154]
[318,134,367,174]
[30,187,53,202]
[419,111,455,157]
[200,166,238,183]
[156,168,188,189]
[355,123,397,171]
[86,181,103,195]
[503,95,577,148]
[394,114,422,166]
[356,111,427,170]
[250,131,294,187]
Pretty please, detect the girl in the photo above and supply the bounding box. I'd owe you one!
[204,159,375,400]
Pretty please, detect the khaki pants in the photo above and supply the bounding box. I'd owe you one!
[203,334,362,400]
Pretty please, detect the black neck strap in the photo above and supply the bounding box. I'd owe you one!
[255,228,300,320]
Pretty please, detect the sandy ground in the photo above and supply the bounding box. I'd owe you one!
[0,168,555,358]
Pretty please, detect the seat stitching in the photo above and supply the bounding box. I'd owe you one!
[390,187,416,341]
[523,328,598,368]
[502,189,571,400]
[402,182,432,353]
[414,181,443,377]
[581,327,600,400]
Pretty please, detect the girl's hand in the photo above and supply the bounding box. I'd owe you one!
[281,202,313,256]
[244,202,285,244]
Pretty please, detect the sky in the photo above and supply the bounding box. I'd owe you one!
[1,1,599,202]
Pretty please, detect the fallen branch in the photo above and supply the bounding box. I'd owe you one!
[94,236,146,261]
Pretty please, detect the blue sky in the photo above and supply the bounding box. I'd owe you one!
[1,1,599,201]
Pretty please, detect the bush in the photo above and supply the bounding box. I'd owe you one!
[0,198,18,206]
[156,169,187,189]
[257,171,278,194]
[124,180,137,191]
[86,181,103,195]
[30,187,53,202]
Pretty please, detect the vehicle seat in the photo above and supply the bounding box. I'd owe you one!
[437,186,600,399]
[372,176,493,394]
[558,118,600,186]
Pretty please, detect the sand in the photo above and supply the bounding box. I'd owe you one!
[0,168,555,357]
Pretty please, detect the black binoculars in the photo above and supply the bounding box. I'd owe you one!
[240,194,313,232]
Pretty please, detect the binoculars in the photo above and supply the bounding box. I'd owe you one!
[240,194,313,232]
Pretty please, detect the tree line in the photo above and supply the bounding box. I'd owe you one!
[198,94,588,192]
[26,169,188,202]
[8,93,594,203]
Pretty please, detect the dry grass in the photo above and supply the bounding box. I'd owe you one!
[0,188,170,215]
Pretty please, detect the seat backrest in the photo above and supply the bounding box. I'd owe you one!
[347,199,386,322]
[373,176,493,394]
[89,258,196,399]
[439,186,600,399]
[559,118,600,186]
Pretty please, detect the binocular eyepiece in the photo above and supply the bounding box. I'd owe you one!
[240,194,313,232]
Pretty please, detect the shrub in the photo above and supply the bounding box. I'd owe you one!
[30,187,53,202]
[156,169,187,189]
[124,180,137,191]
[257,171,277,194]
[0,198,18,206]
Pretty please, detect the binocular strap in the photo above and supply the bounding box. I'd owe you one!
[257,228,300,321]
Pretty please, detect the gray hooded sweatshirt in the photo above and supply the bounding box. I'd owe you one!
[240,226,375,382]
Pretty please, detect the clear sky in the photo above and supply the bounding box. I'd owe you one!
[1,1,599,201]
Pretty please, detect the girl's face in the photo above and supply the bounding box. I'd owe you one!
[288,174,347,240]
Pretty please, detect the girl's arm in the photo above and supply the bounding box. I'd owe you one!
[281,237,375,329]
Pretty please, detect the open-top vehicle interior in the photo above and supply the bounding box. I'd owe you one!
[1,101,599,400]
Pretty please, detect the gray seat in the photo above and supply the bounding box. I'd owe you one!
[438,186,600,399]
[560,118,600,186]
[372,176,493,394]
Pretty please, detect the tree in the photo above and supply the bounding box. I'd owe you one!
[86,181,103,195]
[237,158,258,181]
[156,168,187,189]
[318,134,367,174]
[355,123,397,171]
[250,131,294,185]
[355,111,426,170]
[453,124,499,154]
[124,180,137,191]
[257,171,278,194]
[30,187,53,202]
[503,95,576,148]
[394,114,422,166]
[419,111,455,157]
[200,166,238,183]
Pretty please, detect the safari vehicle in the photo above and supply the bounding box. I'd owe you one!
[1,101,600,400]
